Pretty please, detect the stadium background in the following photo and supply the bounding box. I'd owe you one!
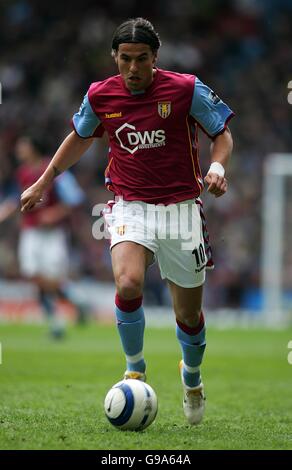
[1,0,292,321]
[1,0,292,452]
[1,0,292,316]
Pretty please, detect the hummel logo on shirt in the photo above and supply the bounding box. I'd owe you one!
[105,112,122,118]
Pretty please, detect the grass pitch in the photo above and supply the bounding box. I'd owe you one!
[0,322,292,450]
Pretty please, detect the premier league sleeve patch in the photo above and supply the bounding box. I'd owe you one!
[208,90,220,105]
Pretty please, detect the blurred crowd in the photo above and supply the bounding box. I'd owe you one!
[1,0,292,309]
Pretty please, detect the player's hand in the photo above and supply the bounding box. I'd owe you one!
[204,172,227,198]
[20,184,44,212]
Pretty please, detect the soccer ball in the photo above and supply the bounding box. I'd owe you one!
[104,379,158,431]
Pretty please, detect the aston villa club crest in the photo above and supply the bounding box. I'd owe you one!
[158,101,171,118]
[116,225,126,236]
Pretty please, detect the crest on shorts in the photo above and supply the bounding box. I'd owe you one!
[116,225,126,236]
[158,101,171,118]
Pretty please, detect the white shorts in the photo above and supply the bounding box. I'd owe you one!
[104,199,207,288]
[18,227,69,280]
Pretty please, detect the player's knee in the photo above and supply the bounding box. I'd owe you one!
[116,274,143,300]
[176,308,201,328]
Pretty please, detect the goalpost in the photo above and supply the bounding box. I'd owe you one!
[262,153,292,325]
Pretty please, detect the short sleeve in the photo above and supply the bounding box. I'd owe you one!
[190,77,234,138]
[55,172,85,206]
[72,93,103,138]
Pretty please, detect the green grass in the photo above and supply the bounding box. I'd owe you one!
[0,323,292,450]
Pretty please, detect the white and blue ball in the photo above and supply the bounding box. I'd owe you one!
[104,379,158,431]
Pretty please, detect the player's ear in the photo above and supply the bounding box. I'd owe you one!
[152,52,158,65]
[112,49,118,64]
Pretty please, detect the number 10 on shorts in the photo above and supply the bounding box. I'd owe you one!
[192,243,206,272]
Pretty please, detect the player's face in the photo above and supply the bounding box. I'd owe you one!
[15,138,34,163]
[115,43,157,91]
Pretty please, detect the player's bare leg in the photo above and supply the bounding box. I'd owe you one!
[32,275,86,338]
[112,241,153,299]
[111,241,154,381]
[31,275,67,339]
[168,281,203,327]
[168,281,206,424]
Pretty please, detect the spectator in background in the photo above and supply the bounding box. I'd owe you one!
[1,0,292,309]
[0,135,86,337]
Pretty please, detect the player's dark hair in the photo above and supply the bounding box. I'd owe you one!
[25,134,46,155]
[111,18,161,54]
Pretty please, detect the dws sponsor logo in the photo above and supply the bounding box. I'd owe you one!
[115,123,166,154]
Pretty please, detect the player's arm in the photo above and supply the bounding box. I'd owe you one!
[20,131,94,212]
[190,76,235,198]
[21,88,103,213]
[0,199,18,223]
[204,127,233,198]
[0,182,20,222]
[38,171,86,226]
